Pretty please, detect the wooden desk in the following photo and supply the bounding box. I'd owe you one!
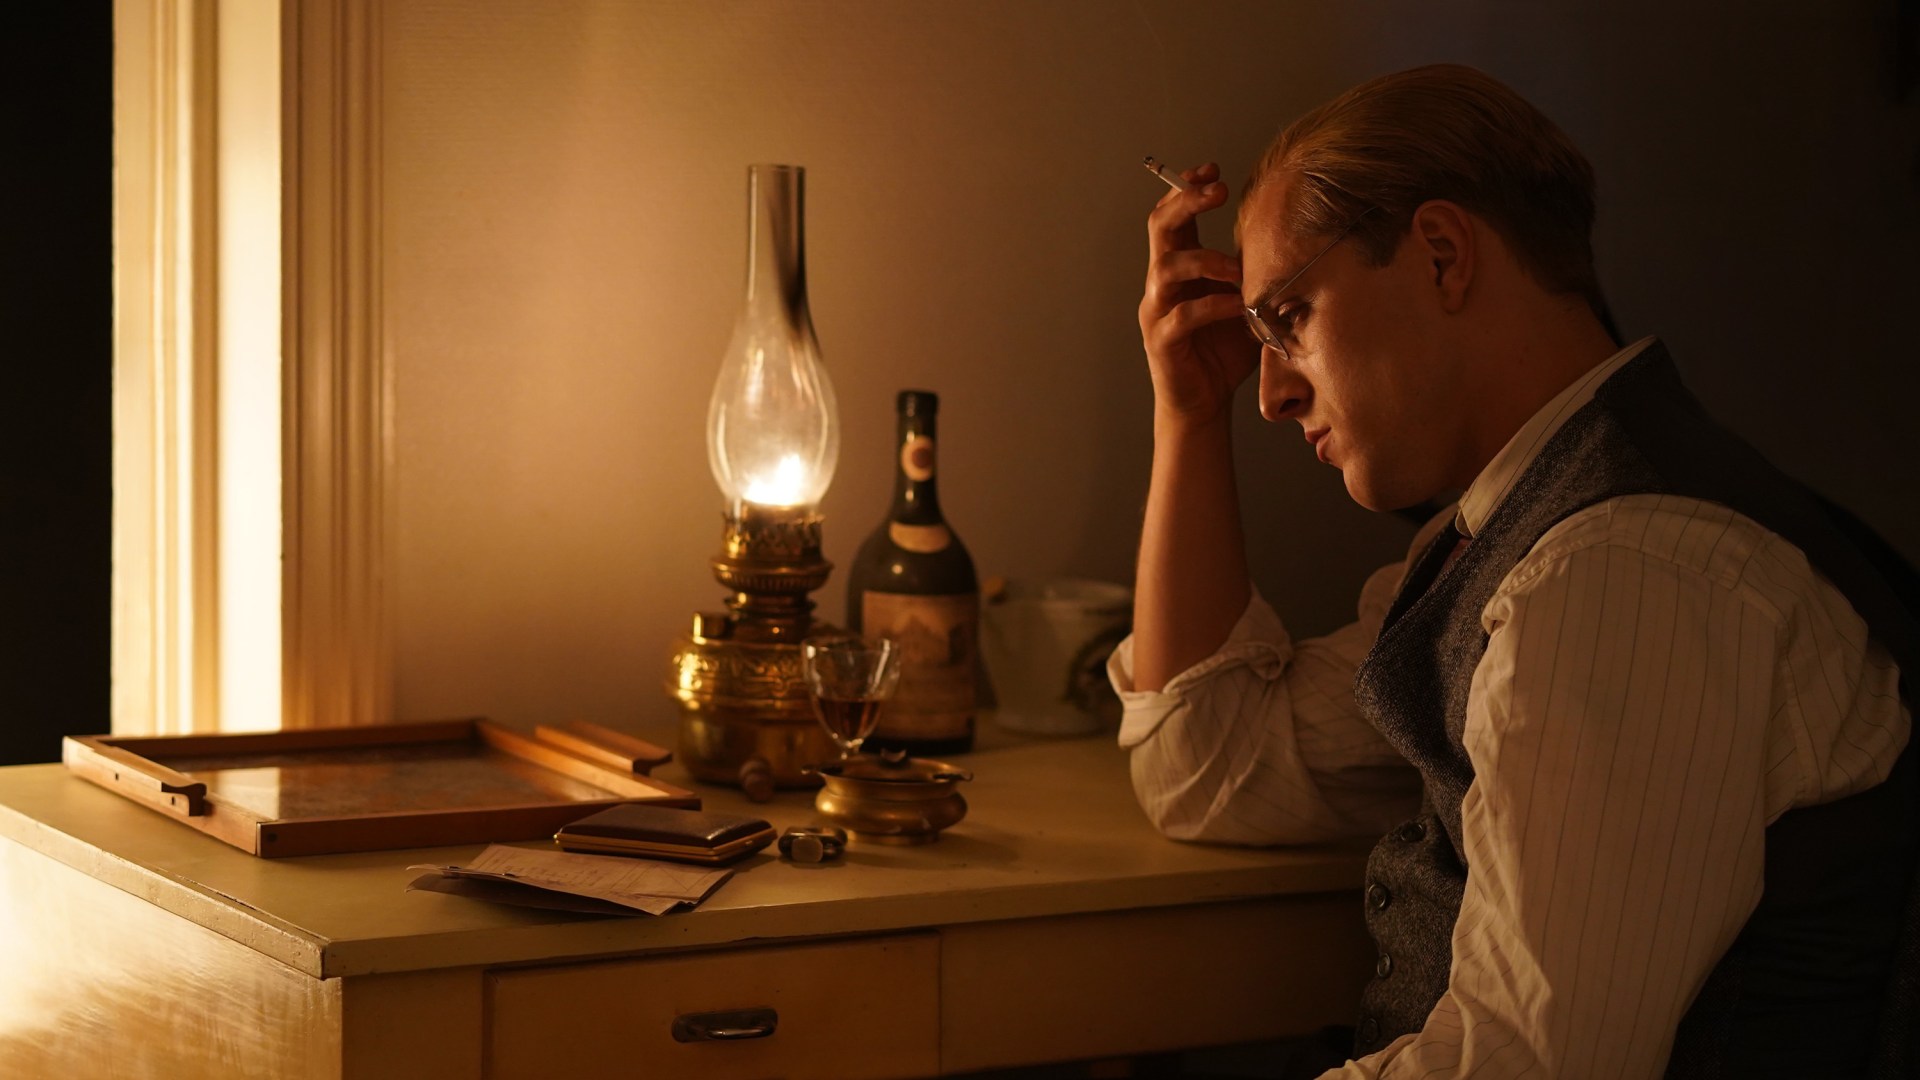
[0,729,1373,1078]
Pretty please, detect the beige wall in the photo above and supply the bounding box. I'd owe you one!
[384,1,1920,728]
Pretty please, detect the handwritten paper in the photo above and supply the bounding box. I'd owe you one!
[407,844,733,916]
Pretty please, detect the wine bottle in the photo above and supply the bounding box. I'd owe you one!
[846,390,978,755]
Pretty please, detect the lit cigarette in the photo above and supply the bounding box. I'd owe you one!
[1142,155,1192,192]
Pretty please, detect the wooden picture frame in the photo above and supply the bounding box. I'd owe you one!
[62,719,699,857]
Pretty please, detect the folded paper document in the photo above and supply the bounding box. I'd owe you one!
[407,843,734,916]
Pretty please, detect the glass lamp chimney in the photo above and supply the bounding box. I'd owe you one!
[706,164,839,511]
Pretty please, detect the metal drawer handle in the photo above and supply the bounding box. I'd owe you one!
[671,1006,779,1043]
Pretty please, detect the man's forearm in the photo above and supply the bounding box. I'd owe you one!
[1130,407,1253,691]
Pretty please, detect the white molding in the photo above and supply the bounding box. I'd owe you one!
[112,0,221,736]
[281,0,392,728]
[213,0,285,731]
[113,0,391,734]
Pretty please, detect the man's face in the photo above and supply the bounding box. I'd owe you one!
[1238,176,1466,511]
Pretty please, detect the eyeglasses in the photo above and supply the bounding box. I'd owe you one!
[1243,206,1378,362]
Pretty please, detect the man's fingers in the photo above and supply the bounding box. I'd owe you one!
[1148,248,1242,295]
[1180,162,1221,187]
[1152,162,1221,208]
[1151,293,1246,343]
[1137,161,1245,374]
[1147,181,1229,247]
[1142,249,1241,315]
[1146,164,1229,253]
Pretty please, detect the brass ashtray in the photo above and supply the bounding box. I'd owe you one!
[808,756,973,845]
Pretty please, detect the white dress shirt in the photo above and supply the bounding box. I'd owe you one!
[1110,337,1913,1078]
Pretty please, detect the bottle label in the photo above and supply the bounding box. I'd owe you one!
[888,521,952,554]
[862,591,977,740]
[901,435,935,482]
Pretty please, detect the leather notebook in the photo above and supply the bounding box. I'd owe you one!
[554,804,776,865]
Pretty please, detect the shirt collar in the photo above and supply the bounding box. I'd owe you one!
[1455,336,1658,539]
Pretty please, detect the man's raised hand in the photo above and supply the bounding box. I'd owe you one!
[1137,162,1257,424]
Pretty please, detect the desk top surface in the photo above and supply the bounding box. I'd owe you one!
[0,726,1368,979]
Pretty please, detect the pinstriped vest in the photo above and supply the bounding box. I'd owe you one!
[1347,343,1919,1076]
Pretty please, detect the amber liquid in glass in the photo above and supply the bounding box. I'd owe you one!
[814,696,885,748]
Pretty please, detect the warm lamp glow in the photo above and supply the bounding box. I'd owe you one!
[705,341,838,508]
[741,452,814,507]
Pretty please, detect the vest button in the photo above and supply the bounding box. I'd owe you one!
[1395,820,1426,843]
[1359,1016,1380,1044]
[1376,953,1394,979]
[1367,882,1391,912]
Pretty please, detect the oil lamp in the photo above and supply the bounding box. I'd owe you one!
[667,164,842,797]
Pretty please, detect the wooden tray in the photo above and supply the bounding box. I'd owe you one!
[62,719,699,857]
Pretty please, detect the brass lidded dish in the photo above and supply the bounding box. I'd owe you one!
[809,755,972,845]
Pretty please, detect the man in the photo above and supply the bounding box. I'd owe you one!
[1114,64,1917,1077]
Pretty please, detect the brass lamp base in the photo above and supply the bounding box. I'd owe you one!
[666,503,839,796]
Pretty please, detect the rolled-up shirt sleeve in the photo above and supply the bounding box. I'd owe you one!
[1109,563,1422,845]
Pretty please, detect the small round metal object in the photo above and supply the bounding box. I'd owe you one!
[1394,820,1427,843]
[1376,953,1394,979]
[1367,882,1392,913]
[777,826,848,864]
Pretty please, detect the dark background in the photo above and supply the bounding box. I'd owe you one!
[1,6,112,765]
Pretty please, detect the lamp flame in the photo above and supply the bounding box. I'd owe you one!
[741,453,813,507]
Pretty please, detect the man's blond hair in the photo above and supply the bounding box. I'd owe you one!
[1242,64,1605,316]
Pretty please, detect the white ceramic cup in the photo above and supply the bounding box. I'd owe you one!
[980,578,1133,736]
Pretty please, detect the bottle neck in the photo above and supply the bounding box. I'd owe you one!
[890,412,943,524]
[743,165,812,333]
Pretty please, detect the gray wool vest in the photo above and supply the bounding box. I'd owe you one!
[1347,342,1919,1077]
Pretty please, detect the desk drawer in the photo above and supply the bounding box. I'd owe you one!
[486,932,939,1080]
[940,895,1372,1073]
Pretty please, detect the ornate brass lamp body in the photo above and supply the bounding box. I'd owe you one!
[668,164,840,796]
